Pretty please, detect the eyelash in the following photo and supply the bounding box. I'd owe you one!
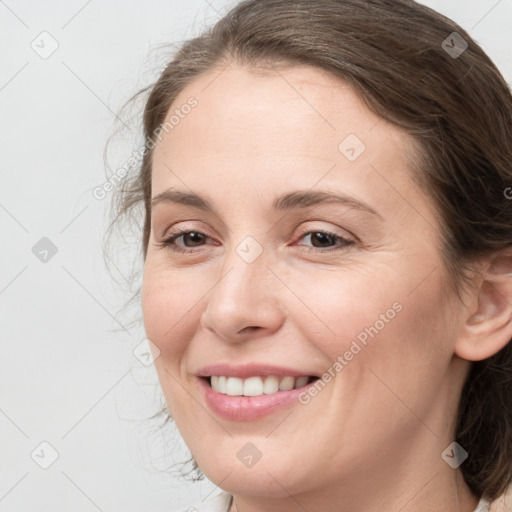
[157,228,355,254]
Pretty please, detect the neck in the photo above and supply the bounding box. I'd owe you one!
[229,477,478,512]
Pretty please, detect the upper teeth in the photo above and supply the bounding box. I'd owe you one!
[210,375,310,396]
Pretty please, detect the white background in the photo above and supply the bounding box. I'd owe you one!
[1,1,511,510]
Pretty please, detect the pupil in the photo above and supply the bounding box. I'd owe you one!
[312,232,333,247]
[185,232,204,246]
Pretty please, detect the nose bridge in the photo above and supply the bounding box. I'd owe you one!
[201,236,284,339]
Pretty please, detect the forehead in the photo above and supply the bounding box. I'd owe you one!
[154,63,394,163]
[150,63,432,223]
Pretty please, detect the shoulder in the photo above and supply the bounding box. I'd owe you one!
[488,484,512,512]
[174,491,232,512]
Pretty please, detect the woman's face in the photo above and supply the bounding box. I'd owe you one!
[142,64,470,502]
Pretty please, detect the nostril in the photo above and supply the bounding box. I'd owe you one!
[240,326,260,333]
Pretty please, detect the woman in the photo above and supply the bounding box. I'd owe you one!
[112,0,512,510]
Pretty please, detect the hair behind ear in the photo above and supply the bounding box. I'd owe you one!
[455,249,512,498]
[456,339,512,499]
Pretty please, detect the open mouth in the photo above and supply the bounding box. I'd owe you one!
[204,375,319,397]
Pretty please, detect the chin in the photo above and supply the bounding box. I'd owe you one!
[194,447,315,498]
[209,469,297,498]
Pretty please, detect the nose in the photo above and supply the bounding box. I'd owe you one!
[199,248,286,342]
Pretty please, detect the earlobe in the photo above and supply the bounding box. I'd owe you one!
[455,251,512,361]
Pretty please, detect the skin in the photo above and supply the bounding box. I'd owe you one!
[142,63,511,511]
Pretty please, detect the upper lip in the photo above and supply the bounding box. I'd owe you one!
[196,363,318,379]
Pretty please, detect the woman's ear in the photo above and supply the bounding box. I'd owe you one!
[455,249,512,361]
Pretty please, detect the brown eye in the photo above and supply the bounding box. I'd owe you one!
[178,232,207,247]
[298,231,354,251]
[159,230,212,253]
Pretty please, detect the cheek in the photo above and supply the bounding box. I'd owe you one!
[141,264,201,363]
[286,263,407,357]
[142,265,205,418]
[290,265,456,453]
[338,268,456,426]
[293,257,454,375]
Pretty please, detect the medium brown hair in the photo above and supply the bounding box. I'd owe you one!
[111,0,512,500]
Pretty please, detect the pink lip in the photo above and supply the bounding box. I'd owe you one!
[196,363,316,379]
[197,376,312,421]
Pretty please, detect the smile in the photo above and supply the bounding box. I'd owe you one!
[209,375,314,396]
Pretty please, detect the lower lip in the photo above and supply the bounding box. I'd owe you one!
[198,377,311,421]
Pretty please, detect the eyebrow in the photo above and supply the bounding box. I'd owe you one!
[151,189,382,218]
